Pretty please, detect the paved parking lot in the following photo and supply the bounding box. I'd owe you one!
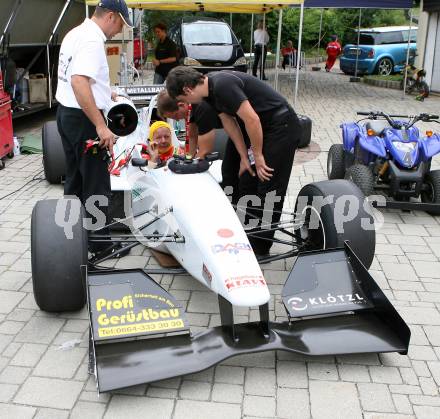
[1,67,440,418]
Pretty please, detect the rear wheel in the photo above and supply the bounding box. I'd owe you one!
[327,144,346,179]
[295,180,376,268]
[31,198,87,312]
[42,121,66,184]
[421,170,440,215]
[376,58,393,76]
[345,164,375,197]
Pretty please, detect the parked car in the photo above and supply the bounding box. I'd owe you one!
[168,17,248,73]
[339,26,417,76]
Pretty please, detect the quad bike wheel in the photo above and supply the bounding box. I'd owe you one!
[327,144,346,179]
[42,121,66,184]
[31,198,87,312]
[295,179,376,269]
[421,170,440,215]
[345,164,375,198]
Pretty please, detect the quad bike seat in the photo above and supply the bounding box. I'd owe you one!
[365,120,391,136]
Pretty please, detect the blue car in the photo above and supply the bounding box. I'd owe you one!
[340,26,417,76]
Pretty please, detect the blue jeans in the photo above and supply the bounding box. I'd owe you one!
[153,72,165,84]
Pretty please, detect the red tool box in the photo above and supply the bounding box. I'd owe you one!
[0,67,14,169]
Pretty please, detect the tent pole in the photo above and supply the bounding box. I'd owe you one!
[318,8,323,52]
[250,14,254,73]
[140,9,144,84]
[261,13,265,80]
[275,8,283,91]
[402,7,413,99]
[294,2,304,106]
[85,1,89,18]
[46,45,52,108]
[352,8,362,82]
[230,13,232,28]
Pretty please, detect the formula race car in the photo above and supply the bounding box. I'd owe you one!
[31,90,410,393]
[327,111,440,215]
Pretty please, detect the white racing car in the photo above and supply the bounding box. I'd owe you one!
[32,85,410,393]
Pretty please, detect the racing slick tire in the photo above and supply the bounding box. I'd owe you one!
[327,144,346,179]
[42,121,66,184]
[421,170,440,215]
[298,115,312,148]
[295,179,376,269]
[31,198,87,312]
[345,164,375,198]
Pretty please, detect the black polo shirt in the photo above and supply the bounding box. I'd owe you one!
[154,37,178,78]
[190,101,222,135]
[206,71,289,123]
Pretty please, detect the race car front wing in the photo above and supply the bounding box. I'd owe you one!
[86,242,410,393]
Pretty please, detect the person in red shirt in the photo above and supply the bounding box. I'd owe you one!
[281,40,296,70]
[325,35,342,72]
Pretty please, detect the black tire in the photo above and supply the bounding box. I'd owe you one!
[345,164,375,197]
[213,129,228,160]
[295,180,376,269]
[421,170,440,215]
[297,115,312,149]
[42,121,66,184]
[376,57,394,76]
[31,198,87,312]
[7,151,14,159]
[327,144,346,179]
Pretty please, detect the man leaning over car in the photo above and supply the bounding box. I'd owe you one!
[166,67,301,256]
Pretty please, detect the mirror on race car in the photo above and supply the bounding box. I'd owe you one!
[204,152,220,162]
[131,158,148,167]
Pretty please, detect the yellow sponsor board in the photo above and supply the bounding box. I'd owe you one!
[98,319,185,338]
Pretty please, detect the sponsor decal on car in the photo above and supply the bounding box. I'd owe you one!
[225,275,266,291]
[287,293,367,312]
[217,228,234,238]
[93,293,185,339]
[211,242,252,255]
[202,263,212,284]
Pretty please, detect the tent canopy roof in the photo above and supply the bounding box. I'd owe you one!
[295,0,413,8]
[85,0,302,14]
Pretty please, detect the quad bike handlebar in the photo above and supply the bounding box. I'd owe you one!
[356,111,440,129]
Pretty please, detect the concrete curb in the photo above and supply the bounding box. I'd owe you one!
[363,76,402,90]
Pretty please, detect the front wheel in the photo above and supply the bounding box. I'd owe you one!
[421,170,440,215]
[345,164,375,197]
[376,58,394,76]
[295,180,376,269]
[31,198,87,312]
[327,144,346,179]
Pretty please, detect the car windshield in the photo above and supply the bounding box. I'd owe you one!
[347,32,376,45]
[182,23,233,45]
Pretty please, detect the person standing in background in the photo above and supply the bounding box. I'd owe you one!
[325,35,342,72]
[252,20,269,80]
[152,23,178,84]
[281,40,296,70]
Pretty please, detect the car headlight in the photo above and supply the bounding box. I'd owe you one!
[392,141,417,153]
[183,57,202,66]
[233,57,247,66]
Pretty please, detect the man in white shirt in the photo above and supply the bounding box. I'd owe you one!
[252,21,269,80]
[56,0,131,251]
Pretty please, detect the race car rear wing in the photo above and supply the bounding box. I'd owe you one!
[115,85,165,108]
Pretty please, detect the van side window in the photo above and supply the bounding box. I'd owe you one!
[378,31,404,45]
[402,29,418,43]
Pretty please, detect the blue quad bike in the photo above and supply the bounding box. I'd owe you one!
[327,111,440,214]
